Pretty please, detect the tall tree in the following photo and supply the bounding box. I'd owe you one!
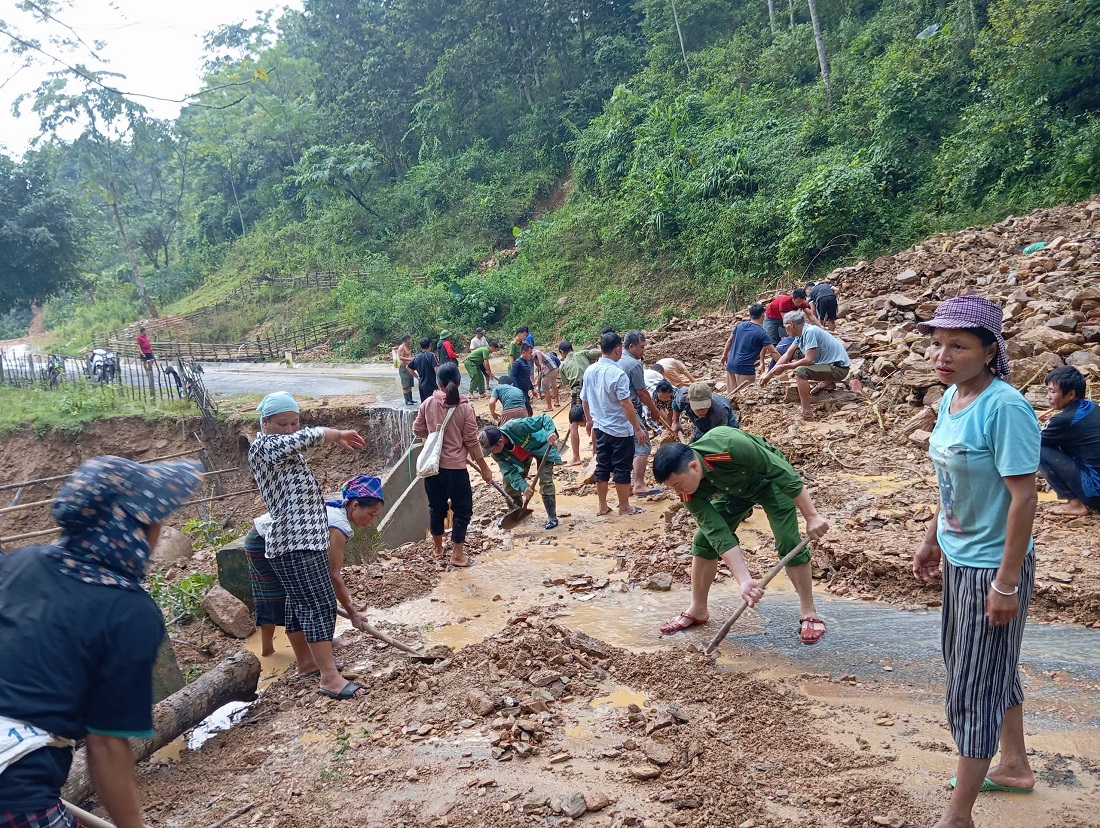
[806,0,831,95]
[0,150,87,311]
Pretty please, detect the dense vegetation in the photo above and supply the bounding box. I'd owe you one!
[2,0,1098,350]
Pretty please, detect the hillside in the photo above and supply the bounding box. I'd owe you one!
[1,0,1097,350]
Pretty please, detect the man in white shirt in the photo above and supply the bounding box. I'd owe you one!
[580,331,648,517]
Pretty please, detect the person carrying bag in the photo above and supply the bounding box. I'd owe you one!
[412,363,493,567]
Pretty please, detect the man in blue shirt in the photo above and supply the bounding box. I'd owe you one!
[580,331,648,517]
[509,342,535,414]
[761,311,851,421]
[1040,365,1100,516]
[722,304,780,391]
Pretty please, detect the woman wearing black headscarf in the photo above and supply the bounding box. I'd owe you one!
[0,455,201,828]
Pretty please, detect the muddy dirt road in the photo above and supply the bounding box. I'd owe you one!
[129,397,1099,828]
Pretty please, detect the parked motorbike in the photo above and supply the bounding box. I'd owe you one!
[40,354,65,387]
[86,348,118,383]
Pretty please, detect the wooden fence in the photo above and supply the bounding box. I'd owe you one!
[99,320,348,363]
[0,351,216,418]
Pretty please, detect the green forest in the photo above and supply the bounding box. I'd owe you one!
[1,0,1098,350]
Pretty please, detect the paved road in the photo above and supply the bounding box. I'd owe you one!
[199,362,406,404]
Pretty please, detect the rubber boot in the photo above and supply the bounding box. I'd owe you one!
[542,495,559,530]
[403,389,414,405]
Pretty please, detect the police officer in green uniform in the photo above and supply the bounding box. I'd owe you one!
[480,415,563,529]
[652,427,829,644]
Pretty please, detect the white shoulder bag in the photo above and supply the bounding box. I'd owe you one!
[416,405,456,479]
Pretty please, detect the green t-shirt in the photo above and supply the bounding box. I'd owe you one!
[467,346,491,368]
[491,384,528,410]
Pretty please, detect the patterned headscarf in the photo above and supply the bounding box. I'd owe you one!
[325,474,384,508]
[48,456,203,591]
[916,295,1011,378]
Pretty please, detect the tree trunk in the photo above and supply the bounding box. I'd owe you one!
[806,0,830,95]
[767,0,777,35]
[109,198,158,319]
[788,0,796,30]
[670,0,691,71]
[62,652,260,805]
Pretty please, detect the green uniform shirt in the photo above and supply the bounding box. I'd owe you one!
[682,427,804,557]
[509,341,523,363]
[559,348,601,393]
[466,346,491,369]
[490,414,563,492]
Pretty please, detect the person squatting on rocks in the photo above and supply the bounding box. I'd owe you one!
[245,474,385,665]
[409,338,439,403]
[558,340,601,466]
[762,288,819,344]
[618,330,666,496]
[413,362,494,568]
[0,455,202,828]
[480,415,563,530]
[721,304,780,391]
[248,392,368,700]
[581,331,649,517]
[761,310,851,421]
[1039,365,1100,516]
[396,334,415,406]
[911,296,1041,828]
[463,339,499,399]
[652,428,829,643]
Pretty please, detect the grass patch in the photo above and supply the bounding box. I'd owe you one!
[0,385,194,436]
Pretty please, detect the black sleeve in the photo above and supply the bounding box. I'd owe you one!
[1040,409,1074,448]
[83,594,165,737]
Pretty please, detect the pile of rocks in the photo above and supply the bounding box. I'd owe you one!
[827,201,1100,409]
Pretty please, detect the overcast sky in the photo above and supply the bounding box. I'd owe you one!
[1,0,302,156]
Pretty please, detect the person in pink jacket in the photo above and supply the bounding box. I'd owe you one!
[413,361,493,567]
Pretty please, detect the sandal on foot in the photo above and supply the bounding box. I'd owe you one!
[799,615,826,645]
[949,777,1034,794]
[620,507,645,516]
[319,681,366,700]
[660,612,708,635]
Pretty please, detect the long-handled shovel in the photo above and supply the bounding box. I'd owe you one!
[469,459,528,527]
[335,607,444,663]
[703,535,813,656]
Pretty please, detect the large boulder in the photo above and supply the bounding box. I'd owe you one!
[1008,352,1063,388]
[1014,326,1078,352]
[202,585,255,639]
[1066,351,1100,371]
[151,526,193,566]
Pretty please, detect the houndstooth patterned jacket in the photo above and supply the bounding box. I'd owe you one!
[248,427,329,556]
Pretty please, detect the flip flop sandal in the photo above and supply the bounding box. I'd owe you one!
[296,661,345,679]
[949,777,1034,794]
[660,612,708,635]
[622,507,645,516]
[799,615,827,645]
[319,681,366,700]
[635,487,663,496]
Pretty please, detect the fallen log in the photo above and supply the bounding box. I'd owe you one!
[62,651,260,805]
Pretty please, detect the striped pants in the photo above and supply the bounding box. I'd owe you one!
[941,553,1035,759]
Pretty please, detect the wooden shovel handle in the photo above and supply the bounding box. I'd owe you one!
[703,535,813,655]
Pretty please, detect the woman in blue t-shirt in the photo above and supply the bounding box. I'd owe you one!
[911,296,1040,828]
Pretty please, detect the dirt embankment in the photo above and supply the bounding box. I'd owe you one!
[0,403,407,541]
